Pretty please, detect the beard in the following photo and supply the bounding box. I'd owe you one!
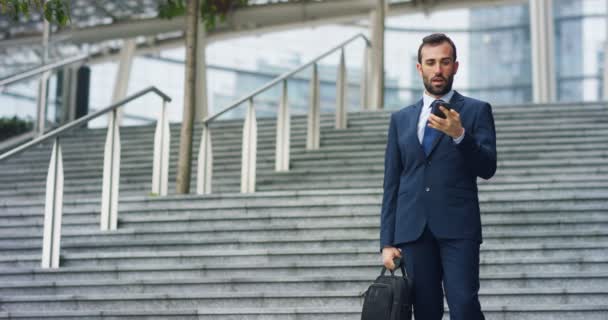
[423,74,454,96]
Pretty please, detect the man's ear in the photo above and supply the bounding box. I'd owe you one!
[453,61,459,75]
[416,63,423,76]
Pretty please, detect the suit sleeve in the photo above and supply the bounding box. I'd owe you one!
[380,113,403,251]
[456,102,497,180]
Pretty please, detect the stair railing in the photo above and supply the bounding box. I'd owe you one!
[0,53,90,138]
[197,33,371,194]
[0,86,172,269]
[0,53,89,89]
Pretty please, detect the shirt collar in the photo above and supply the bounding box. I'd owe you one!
[422,90,455,109]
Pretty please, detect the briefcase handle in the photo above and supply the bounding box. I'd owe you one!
[381,257,408,277]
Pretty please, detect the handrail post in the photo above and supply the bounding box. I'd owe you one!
[152,99,170,196]
[35,19,51,137]
[35,71,50,137]
[101,109,121,231]
[41,137,63,269]
[197,122,213,194]
[336,48,348,129]
[307,63,321,150]
[275,80,290,172]
[241,98,257,193]
[362,44,371,110]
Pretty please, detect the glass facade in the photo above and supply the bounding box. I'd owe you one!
[467,4,533,105]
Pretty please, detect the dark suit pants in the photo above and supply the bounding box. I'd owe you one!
[398,226,485,320]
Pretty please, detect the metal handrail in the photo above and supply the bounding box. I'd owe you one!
[0,86,171,161]
[196,33,372,195]
[203,33,370,123]
[0,53,89,89]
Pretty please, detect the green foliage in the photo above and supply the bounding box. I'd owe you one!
[0,0,70,26]
[0,116,33,140]
[158,0,249,30]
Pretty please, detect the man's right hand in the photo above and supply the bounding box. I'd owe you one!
[382,246,403,270]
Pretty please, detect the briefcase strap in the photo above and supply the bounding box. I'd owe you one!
[381,257,408,278]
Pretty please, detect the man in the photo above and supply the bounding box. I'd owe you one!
[380,33,497,320]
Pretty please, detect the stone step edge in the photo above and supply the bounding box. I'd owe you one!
[2,210,608,228]
[3,228,608,250]
[1,303,607,318]
[2,287,608,303]
[3,271,608,289]
[2,256,608,275]
[3,240,608,259]
[2,189,608,209]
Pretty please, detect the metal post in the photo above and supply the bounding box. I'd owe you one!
[41,137,63,269]
[152,100,170,196]
[361,45,371,110]
[530,0,556,103]
[241,98,257,193]
[275,80,290,172]
[101,109,121,231]
[196,122,213,194]
[369,0,386,110]
[336,48,347,129]
[35,20,51,137]
[112,39,137,123]
[307,63,321,150]
[59,65,79,124]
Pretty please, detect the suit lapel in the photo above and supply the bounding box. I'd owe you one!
[425,91,465,158]
[409,99,427,163]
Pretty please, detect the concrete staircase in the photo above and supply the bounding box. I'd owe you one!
[0,102,607,319]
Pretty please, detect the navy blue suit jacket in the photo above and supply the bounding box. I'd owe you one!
[380,91,497,250]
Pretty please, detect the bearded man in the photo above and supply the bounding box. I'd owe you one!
[380,33,497,320]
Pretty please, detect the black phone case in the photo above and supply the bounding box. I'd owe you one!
[432,102,451,119]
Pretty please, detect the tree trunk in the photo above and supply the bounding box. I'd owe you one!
[176,0,199,194]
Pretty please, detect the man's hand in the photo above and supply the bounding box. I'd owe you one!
[382,246,402,270]
[428,106,465,139]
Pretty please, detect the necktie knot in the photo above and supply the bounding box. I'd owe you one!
[422,99,445,157]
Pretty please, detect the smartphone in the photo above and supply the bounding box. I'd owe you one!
[432,102,451,119]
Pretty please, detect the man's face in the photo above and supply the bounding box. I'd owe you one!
[416,41,459,97]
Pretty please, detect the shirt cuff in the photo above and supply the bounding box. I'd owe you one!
[453,128,465,144]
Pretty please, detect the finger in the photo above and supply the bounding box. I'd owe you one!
[428,116,443,128]
[440,106,453,117]
[385,254,395,268]
[447,109,460,121]
[430,114,445,124]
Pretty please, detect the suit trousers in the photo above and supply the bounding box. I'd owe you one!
[398,225,485,320]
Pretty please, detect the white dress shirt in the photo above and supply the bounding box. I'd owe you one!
[417,90,465,145]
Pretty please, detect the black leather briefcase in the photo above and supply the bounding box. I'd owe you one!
[361,258,413,320]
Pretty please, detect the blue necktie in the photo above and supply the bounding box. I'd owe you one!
[422,99,444,156]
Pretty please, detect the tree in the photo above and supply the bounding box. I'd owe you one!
[158,0,248,30]
[159,0,248,194]
[0,0,70,25]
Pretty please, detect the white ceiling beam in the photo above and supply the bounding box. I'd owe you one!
[1,0,525,52]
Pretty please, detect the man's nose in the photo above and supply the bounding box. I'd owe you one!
[433,64,442,74]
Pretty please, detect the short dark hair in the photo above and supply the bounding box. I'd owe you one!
[417,33,457,64]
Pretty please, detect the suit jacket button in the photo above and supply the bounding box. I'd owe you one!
[425,187,431,192]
